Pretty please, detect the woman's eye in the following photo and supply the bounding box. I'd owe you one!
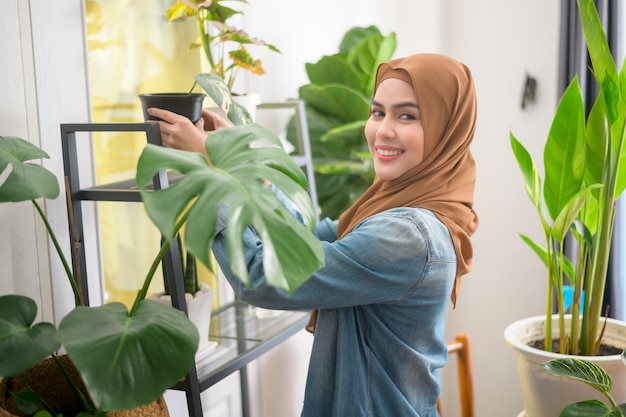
[400,113,417,120]
[371,109,384,117]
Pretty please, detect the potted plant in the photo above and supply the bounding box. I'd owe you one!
[151,233,216,354]
[285,25,396,219]
[138,0,280,123]
[0,135,198,416]
[0,98,323,415]
[504,0,626,415]
[539,349,626,416]
[165,0,280,94]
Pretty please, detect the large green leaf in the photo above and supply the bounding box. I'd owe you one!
[551,184,602,242]
[347,32,397,97]
[194,73,253,125]
[57,300,199,411]
[305,55,364,91]
[543,77,586,222]
[320,120,367,144]
[0,295,59,377]
[559,400,617,417]
[136,123,324,293]
[585,90,610,190]
[609,61,626,200]
[577,0,619,123]
[540,357,612,393]
[299,83,370,123]
[0,136,59,202]
[338,25,382,54]
[510,132,541,209]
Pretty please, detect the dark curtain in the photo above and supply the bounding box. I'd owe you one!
[559,0,623,319]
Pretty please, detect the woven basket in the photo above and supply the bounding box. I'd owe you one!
[0,356,169,417]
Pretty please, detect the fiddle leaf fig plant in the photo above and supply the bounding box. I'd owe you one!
[136,121,325,293]
[286,25,396,219]
[509,0,626,356]
[539,349,626,416]
[0,135,199,415]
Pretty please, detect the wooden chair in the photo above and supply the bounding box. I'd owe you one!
[437,333,474,417]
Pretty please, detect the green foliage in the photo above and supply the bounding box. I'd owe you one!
[195,72,253,125]
[140,71,324,294]
[0,135,199,414]
[136,122,325,293]
[286,25,397,219]
[167,0,280,92]
[1,86,325,410]
[540,351,626,416]
[510,0,626,355]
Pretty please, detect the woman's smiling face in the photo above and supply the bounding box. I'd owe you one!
[365,77,425,181]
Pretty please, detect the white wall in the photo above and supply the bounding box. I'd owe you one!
[1,0,561,416]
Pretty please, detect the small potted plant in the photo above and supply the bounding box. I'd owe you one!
[166,0,280,94]
[139,0,280,123]
[151,234,216,354]
[503,0,626,415]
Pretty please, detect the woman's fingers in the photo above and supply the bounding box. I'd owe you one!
[201,109,233,131]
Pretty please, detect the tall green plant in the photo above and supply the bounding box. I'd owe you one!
[510,0,626,355]
[286,25,396,219]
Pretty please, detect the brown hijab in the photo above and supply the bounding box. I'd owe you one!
[306,53,478,333]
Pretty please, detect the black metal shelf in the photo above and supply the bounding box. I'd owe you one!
[60,121,311,417]
[171,300,308,391]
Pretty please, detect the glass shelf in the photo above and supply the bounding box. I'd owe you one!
[171,300,309,392]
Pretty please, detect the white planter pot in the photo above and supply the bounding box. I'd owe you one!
[504,315,626,417]
[232,93,261,121]
[149,283,215,352]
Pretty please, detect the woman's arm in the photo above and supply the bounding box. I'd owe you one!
[212,208,454,311]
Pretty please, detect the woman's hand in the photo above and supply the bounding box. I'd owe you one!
[147,108,233,155]
[199,109,233,132]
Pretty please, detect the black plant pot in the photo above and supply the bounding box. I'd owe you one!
[138,93,205,123]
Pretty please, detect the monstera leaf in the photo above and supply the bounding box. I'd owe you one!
[0,295,59,378]
[136,123,324,293]
[57,300,199,411]
[0,136,60,202]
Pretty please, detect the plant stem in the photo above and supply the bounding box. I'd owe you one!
[583,116,623,355]
[188,81,198,94]
[545,232,556,352]
[557,239,567,354]
[32,199,82,307]
[51,353,92,414]
[196,11,216,72]
[129,212,190,316]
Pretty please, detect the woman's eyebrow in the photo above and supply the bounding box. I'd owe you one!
[371,99,419,109]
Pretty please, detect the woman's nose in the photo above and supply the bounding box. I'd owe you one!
[376,116,395,138]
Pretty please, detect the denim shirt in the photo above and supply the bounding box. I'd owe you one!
[212,206,456,417]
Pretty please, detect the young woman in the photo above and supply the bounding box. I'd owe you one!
[149,52,478,416]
